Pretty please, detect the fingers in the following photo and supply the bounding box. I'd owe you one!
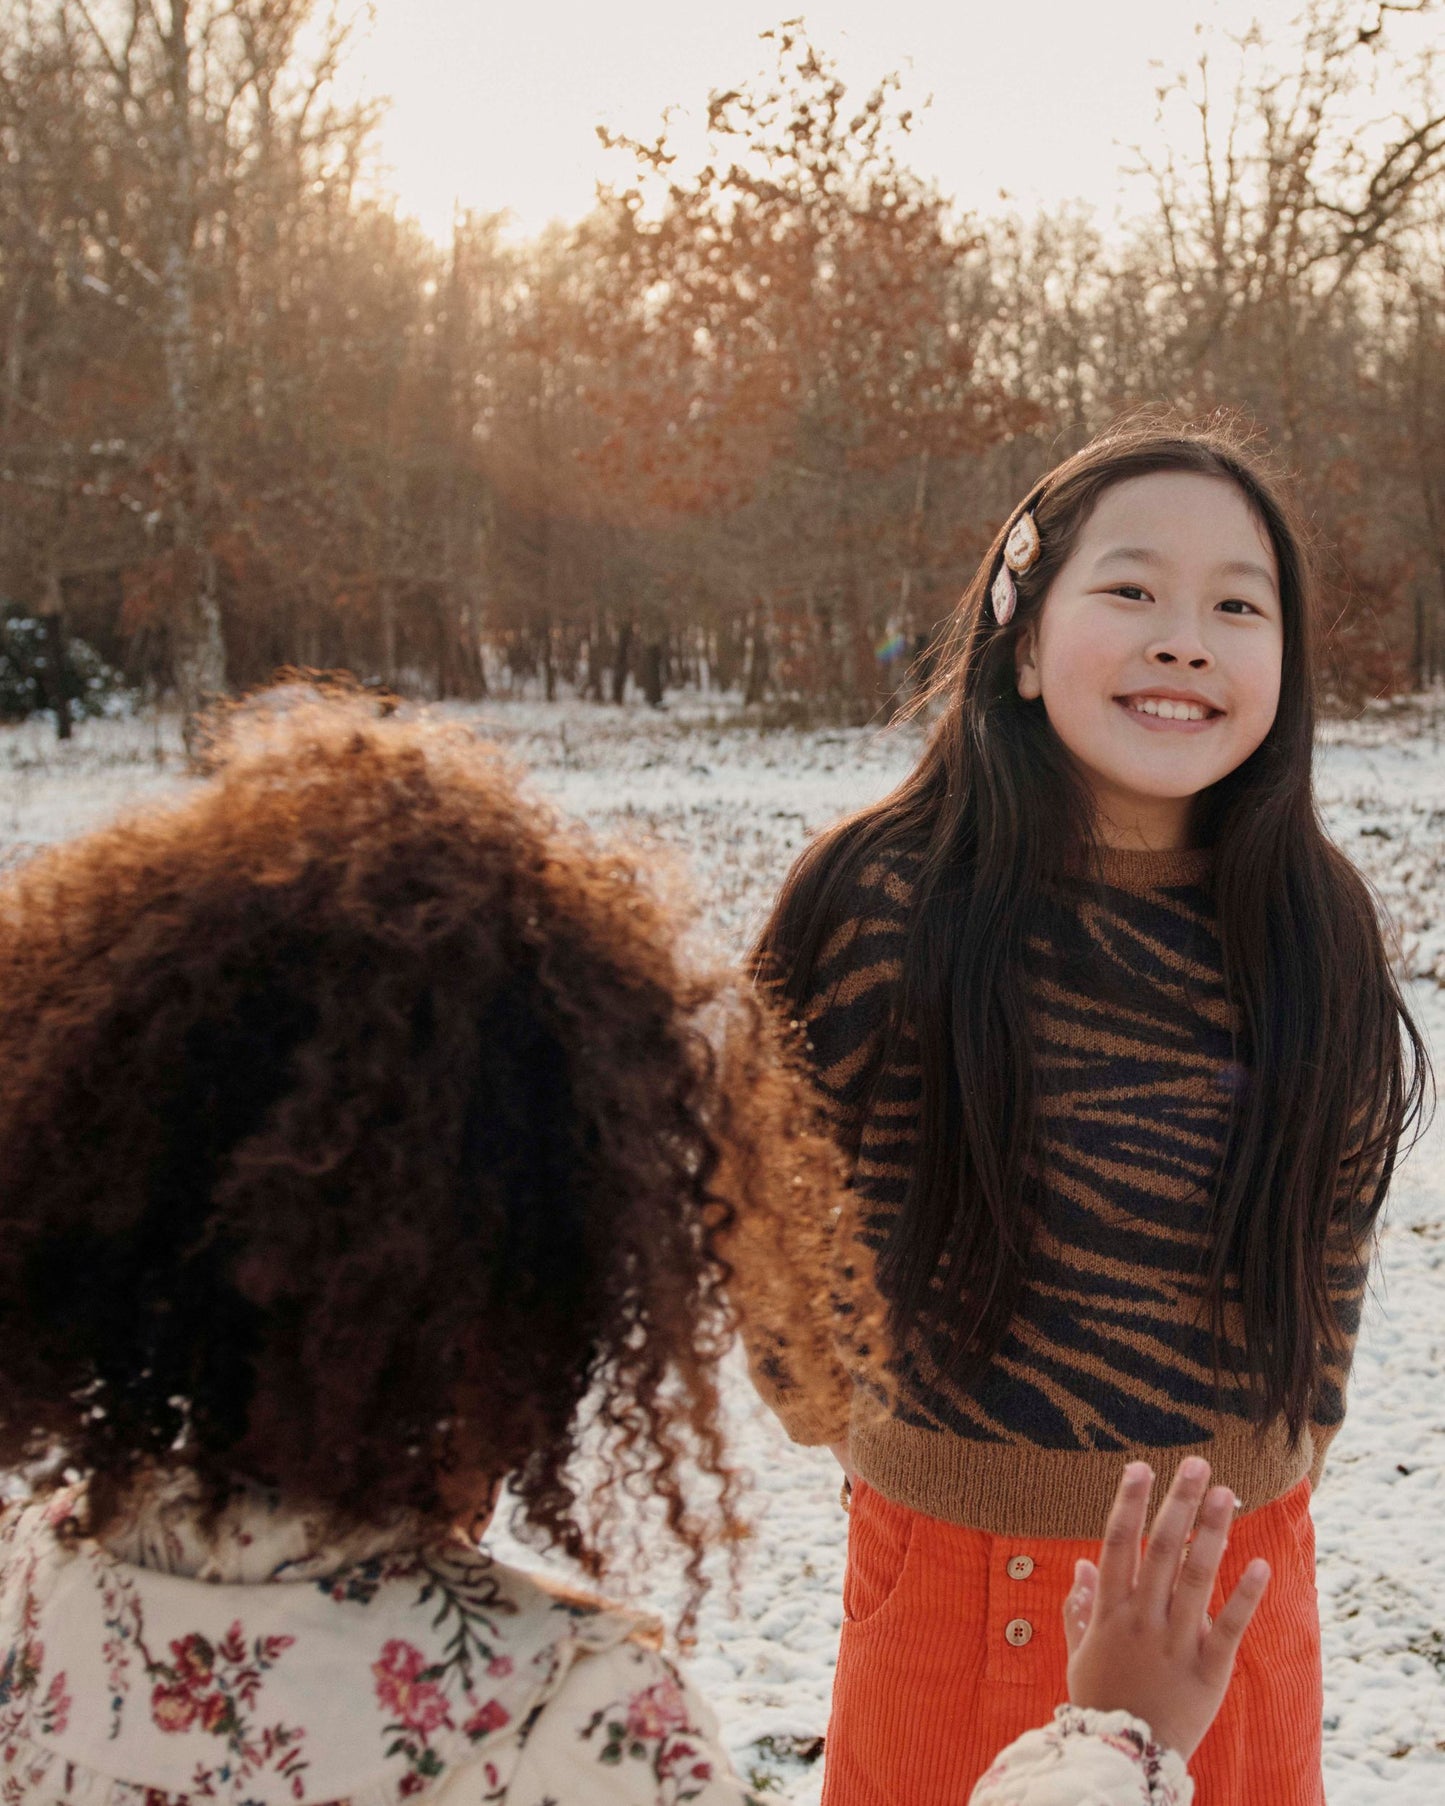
[1170,1483,1237,1620]
[1198,1559,1270,1687]
[1094,1461,1152,1613]
[1063,1557,1097,1656]
[1136,1457,1211,1615]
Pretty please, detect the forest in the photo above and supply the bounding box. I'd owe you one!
[2,0,1444,725]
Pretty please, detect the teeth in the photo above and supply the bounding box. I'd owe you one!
[1129,697,1209,721]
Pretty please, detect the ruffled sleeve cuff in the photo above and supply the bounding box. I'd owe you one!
[968,1704,1194,1806]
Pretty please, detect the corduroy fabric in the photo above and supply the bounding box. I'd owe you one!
[820,1476,1323,1806]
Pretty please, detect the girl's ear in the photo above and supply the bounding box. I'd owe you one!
[1015,625,1042,701]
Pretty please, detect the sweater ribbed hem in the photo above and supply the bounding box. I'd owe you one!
[848,1394,1314,1537]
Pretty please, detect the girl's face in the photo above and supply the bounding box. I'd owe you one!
[1014,471,1284,851]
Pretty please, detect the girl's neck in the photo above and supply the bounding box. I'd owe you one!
[1087,788,1198,855]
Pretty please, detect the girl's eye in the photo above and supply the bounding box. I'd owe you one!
[1218,598,1260,616]
[1110,585,1151,601]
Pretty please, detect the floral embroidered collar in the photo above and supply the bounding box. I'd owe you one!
[96,1470,433,1587]
[0,1486,655,1806]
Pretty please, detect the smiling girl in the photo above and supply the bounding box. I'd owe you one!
[749,420,1430,1805]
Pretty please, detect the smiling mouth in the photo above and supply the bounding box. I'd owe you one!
[1116,696,1223,723]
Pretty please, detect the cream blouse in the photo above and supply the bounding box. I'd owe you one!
[0,1479,756,1806]
[0,1478,1191,1806]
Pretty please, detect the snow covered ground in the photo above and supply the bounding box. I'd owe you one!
[3,694,1444,1801]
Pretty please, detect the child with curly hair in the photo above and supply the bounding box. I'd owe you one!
[0,695,847,1806]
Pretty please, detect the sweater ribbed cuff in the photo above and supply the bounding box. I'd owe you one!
[740,1353,850,1448]
[758,1397,850,1448]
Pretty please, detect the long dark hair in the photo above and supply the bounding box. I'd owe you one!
[754,417,1432,1444]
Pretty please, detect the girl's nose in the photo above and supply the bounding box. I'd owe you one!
[1148,640,1213,670]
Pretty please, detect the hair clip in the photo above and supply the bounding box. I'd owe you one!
[989,510,1041,625]
[1004,512,1041,575]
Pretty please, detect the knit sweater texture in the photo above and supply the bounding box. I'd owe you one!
[748,841,1371,1539]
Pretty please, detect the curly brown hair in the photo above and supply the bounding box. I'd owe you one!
[0,695,846,1628]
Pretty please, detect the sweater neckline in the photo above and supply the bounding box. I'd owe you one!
[1075,842,1213,892]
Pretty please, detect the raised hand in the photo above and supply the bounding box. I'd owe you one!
[1062,1457,1271,1762]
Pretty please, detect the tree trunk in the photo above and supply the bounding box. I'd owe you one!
[612,619,634,704]
[161,0,227,738]
[714,624,740,695]
[379,579,398,686]
[641,639,664,708]
[1414,587,1427,692]
[744,610,770,705]
[39,565,72,741]
[584,620,606,700]
[541,620,556,701]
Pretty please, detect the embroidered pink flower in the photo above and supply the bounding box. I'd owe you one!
[372,1639,452,1735]
[150,1683,200,1734]
[40,1670,70,1736]
[624,1677,690,1743]
[657,1738,709,1781]
[168,1634,216,1691]
[662,1736,717,1785]
[462,1698,510,1739]
[486,1655,513,1679]
[198,1691,231,1734]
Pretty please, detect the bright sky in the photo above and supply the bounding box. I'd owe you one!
[341,1,1436,242]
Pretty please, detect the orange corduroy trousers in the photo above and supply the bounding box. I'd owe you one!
[821,1476,1324,1806]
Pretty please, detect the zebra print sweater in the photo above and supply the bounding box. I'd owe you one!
[748,840,1371,1538]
